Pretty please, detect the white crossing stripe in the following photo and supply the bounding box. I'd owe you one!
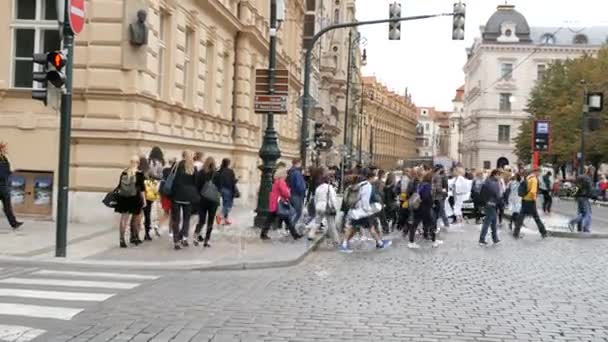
[0,288,114,302]
[0,324,45,342]
[0,278,140,290]
[32,270,159,280]
[0,303,82,320]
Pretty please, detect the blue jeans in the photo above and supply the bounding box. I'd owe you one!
[570,197,592,232]
[479,205,499,243]
[220,188,234,218]
[290,193,305,224]
[433,200,450,227]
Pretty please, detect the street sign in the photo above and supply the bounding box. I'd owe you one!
[532,119,550,152]
[69,0,85,35]
[255,69,289,114]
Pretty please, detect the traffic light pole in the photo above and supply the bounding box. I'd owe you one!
[56,4,74,257]
[579,83,588,175]
[300,12,456,168]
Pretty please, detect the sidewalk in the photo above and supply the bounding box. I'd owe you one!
[505,211,608,238]
[0,205,323,270]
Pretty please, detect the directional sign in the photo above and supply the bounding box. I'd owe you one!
[532,119,550,152]
[255,102,287,113]
[255,69,289,95]
[69,0,85,35]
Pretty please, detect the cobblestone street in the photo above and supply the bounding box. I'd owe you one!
[21,223,608,342]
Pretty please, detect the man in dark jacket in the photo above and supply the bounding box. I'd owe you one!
[287,159,307,223]
[569,167,594,232]
[479,169,501,245]
[0,143,22,229]
[431,165,450,230]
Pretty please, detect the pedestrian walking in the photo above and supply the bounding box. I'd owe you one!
[170,151,199,249]
[159,157,176,232]
[411,171,442,248]
[0,142,22,230]
[194,157,220,247]
[193,151,204,172]
[115,156,146,248]
[260,165,303,240]
[479,170,502,246]
[540,170,554,214]
[599,175,608,201]
[384,172,399,231]
[403,169,421,248]
[471,171,485,224]
[453,167,469,224]
[286,158,306,224]
[507,174,522,230]
[397,168,413,231]
[217,158,237,225]
[307,169,340,244]
[143,146,164,239]
[431,165,450,230]
[513,168,548,239]
[568,167,594,233]
[340,169,390,253]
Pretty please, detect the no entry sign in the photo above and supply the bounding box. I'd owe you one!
[69,0,85,35]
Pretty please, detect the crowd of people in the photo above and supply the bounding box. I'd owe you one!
[106,146,239,250]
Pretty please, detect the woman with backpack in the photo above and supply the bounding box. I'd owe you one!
[217,158,237,225]
[260,165,303,241]
[115,156,146,248]
[194,157,220,247]
[307,169,340,244]
[143,146,165,240]
[170,150,199,250]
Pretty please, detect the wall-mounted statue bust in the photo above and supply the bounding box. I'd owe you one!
[129,9,148,46]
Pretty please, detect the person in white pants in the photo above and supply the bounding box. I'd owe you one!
[308,171,340,244]
[453,167,469,223]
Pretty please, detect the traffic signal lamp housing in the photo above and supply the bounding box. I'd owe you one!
[31,51,68,105]
[452,1,466,40]
[388,2,401,41]
[47,51,67,88]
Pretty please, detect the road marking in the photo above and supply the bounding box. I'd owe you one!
[0,303,82,320]
[0,324,45,342]
[0,288,114,302]
[0,278,140,290]
[32,270,159,280]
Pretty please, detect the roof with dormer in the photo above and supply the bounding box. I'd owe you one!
[482,4,531,43]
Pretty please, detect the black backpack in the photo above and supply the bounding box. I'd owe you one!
[518,179,529,197]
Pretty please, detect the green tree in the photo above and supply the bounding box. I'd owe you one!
[515,49,608,168]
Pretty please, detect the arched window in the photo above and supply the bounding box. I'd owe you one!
[573,34,588,45]
[334,8,339,23]
[540,33,555,45]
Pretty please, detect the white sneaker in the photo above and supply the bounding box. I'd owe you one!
[434,239,444,245]
[432,241,442,248]
[407,242,420,249]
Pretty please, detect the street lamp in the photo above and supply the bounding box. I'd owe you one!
[579,80,604,174]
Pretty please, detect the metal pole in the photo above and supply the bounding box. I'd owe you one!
[56,0,74,257]
[254,0,280,228]
[580,82,588,175]
[358,82,364,165]
[299,12,455,168]
[344,30,353,170]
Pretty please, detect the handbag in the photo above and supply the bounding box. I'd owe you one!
[160,164,178,197]
[102,189,119,208]
[277,199,296,223]
[144,179,159,201]
[325,186,337,216]
[200,181,221,204]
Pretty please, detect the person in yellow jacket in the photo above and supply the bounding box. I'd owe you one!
[513,168,548,239]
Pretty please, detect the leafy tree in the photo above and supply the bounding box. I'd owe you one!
[515,49,608,169]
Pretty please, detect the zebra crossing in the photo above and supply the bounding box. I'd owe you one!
[0,267,160,342]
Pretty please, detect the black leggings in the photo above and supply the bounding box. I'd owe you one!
[195,200,219,242]
[409,207,435,242]
[541,190,553,213]
[143,199,154,233]
[261,212,299,239]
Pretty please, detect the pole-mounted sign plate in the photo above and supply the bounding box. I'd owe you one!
[255,69,289,114]
[69,0,85,35]
[532,119,550,152]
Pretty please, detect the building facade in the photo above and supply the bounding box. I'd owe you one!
[1,0,305,222]
[448,85,465,162]
[361,77,417,170]
[415,107,445,158]
[462,4,608,169]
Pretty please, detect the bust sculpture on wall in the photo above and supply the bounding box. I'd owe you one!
[129,9,148,46]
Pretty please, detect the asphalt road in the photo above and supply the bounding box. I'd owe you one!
[2,224,605,342]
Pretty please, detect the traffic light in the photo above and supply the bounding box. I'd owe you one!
[388,2,401,41]
[31,51,68,105]
[32,53,49,104]
[452,1,466,40]
[313,123,323,148]
[47,51,67,88]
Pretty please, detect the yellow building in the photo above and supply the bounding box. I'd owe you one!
[359,76,417,170]
[0,0,305,222]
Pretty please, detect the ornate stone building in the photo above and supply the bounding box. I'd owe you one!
[462,4,608,169]
[360,76,417,170]
[0,0,305,222]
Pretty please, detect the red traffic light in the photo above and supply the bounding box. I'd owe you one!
[48,52,66,69]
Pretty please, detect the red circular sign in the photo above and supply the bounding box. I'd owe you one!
[69,0,85,35]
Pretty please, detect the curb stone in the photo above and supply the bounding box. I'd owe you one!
[504,213,608,239]
[0,236,326,272]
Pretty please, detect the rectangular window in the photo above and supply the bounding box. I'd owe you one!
[183,28,193,103]
[205,42,215,112]
[537,64,546,81]
[499,93,512,112]
[498,125,511,143]
[12,0,60,88]
[157,11,167,96]
[501,63,513,80]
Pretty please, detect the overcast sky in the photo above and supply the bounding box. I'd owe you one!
[356,0,608,111]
